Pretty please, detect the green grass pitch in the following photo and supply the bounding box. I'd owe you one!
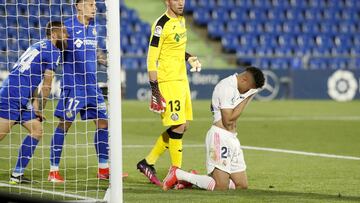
[0,100,359,202]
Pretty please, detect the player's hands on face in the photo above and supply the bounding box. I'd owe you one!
[188,56,202,72]
[149,80,166,114]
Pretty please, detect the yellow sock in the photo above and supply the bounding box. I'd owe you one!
[169,138,183,168]
[145,131,169,165]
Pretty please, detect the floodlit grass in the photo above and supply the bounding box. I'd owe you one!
[0,100,359,202]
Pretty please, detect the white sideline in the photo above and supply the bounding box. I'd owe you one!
[123,144,360,161]
[123,116,360,122]
[0,182,99,202]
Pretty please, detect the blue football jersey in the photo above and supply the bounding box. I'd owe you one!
[0,39,60,106]
[62,16,98,91]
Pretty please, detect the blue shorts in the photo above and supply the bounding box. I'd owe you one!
[54,88,108,121]
[0,98,37,123]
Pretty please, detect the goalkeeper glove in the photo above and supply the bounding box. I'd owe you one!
[149,80,166,114]
[188,56,202,72]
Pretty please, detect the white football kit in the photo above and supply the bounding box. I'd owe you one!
[206,74,258,174]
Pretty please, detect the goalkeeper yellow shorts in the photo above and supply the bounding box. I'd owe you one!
[159,80,193,126]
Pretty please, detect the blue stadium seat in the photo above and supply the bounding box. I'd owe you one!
[193,8,211,25]
[129,34,148,49]
[334,34,352,49]
[185,0,197,13]
[208,21,226,39]
[234,0,254,8]
[309,58,328,70]
[282,22,301,33]
[253,0,272,8]
[134,22,151,37]
[264,21,282,33]
[217,0,236,9]
[259,34,277,47]
[266,9,286,21]
[245,21,264,34]
[121,58,140,70]
[124,46,145,56]
[258,58,271,69]
[221,34,239,53]
[229,8,249,21]
[226,21,245,34]
[120,22,133,35]
[301,22,320,34]
[256,46,274,56]
[198,0,217,9]
[319,21,338,34]
[297,34,315,49]
[239,34,259,48]
[285,9,304,22]
[138,57,147,69]
[248,9,266,21]
[211,8,230,22]
[315,35,333,49]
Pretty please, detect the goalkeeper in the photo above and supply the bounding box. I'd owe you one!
[0,21,68,184]
[136,0,202,186]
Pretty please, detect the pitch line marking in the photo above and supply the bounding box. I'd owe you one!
[0,182,99,202]
[123,144,360,161]
[123,116,360,122]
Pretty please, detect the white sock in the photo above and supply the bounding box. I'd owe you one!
[229,179,235,189]
[50,165,59,172]
[176,169,216,191]
[98,162,109,169]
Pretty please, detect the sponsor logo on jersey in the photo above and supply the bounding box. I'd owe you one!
[74,39,97,48]
[174,32,186,42]
[74,39,84,48]
[171,113,179,121]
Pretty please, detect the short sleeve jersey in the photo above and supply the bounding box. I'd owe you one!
[62,16,98,90]
[0,39,60,106]
[211,74,259,123]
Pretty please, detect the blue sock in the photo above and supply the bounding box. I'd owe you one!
[50,127,65,167]
[13,135,39,174]
[94,128,109,164]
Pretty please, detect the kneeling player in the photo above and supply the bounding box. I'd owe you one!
[162,67,265,191]
[0,21,68,184]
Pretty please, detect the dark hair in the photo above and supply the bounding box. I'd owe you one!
[46,21,63,38]
[75,0,84,5]
[246,66,265,88]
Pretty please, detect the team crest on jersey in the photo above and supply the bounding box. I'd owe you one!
[154,25,162,37]
[74,39,83,48]
[170,113,179,121]
[66,110,73,118]
[92,28,97,36]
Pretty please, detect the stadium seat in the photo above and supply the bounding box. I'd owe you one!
[221,34,239,53]
[208,21,226,39]
[211,8,230,22]
[198,0,217,9]
[184,0,197,13]
[121,58,140,70]
[193,8,211,25]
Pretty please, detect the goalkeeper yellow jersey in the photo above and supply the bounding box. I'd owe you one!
[147,13,187,82]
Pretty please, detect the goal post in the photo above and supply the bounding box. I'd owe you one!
[106,0,123,202]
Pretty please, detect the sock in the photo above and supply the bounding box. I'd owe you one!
[145,131,169,165]
[167,128,183,168]
[13,135,39,175]
[176,169,216,191]
[50,127,65,171]
[95,127,109,168]
[229,179,236,189]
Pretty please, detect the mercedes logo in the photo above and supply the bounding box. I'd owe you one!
[255,70,280,101]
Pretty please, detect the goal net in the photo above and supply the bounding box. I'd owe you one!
[0,0,121,201]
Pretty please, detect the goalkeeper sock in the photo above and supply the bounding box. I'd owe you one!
[95,127,109,168]
[168,128,183,168]
[13,135,39,175]
[176,169,216,191]
[145,130,169,165]
[50,127,65,171]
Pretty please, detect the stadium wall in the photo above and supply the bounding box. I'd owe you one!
[125,69,360,101]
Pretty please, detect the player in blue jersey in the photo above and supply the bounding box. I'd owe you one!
[0,21,68,184]
[48,0,110,182]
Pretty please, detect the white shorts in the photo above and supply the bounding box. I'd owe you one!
[205,125,246,174]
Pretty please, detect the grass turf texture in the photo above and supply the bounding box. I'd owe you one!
[0,100,359,202]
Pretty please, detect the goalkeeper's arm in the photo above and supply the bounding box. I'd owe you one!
[148,71,166,113]
[185,52,202,72]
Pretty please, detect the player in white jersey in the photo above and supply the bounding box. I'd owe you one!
[162,67,265,191]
